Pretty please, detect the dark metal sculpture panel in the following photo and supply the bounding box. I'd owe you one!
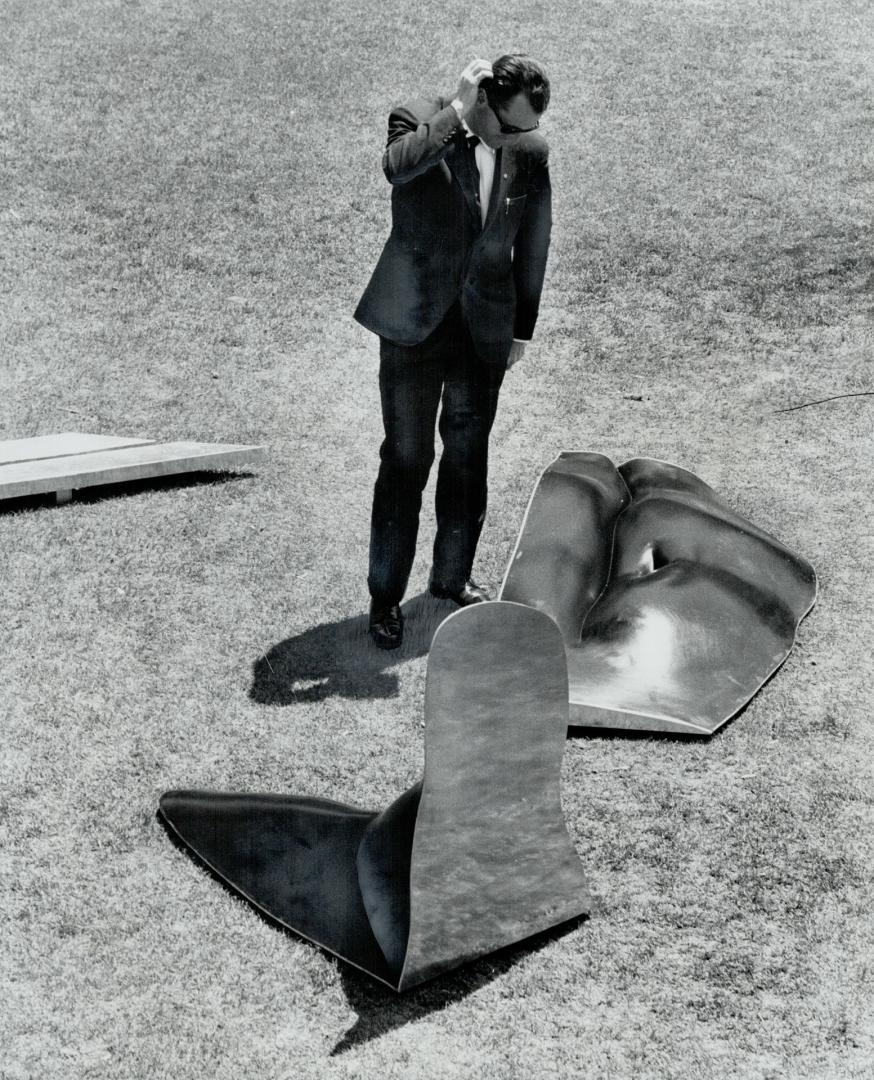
[159,601,590,991]
[158,791,393,983]
[500,453,817,736]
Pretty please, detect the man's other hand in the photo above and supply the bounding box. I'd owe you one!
[451,58,493,121]
[506,340,527,369]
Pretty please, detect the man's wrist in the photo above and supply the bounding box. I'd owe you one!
[450,98,466,122]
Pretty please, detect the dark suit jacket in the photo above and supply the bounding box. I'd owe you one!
[354,96,552,366]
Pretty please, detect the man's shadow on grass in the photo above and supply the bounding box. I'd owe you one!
[250,591,456,705]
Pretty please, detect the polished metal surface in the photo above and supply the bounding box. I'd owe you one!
[500,453,817,736]
[159,601,589,991]
[400,602,590,989]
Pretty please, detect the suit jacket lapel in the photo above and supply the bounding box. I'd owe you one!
[437,92,517,232]
[450,135,483,229]
[482,145,510,232]
[435,96,482,229]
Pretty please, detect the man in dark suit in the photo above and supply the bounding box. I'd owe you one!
[355,55,552,649]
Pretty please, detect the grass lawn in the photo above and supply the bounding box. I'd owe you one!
[1,1,872,1077]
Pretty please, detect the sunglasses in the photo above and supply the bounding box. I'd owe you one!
[485,94,541,135]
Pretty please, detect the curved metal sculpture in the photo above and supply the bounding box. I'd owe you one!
[159,602,590,991]
[500,453,817,736]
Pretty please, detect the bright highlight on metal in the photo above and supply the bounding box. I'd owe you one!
[501,451,816,738]
[500,453,817,735]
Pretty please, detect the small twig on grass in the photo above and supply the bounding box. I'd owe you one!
[774,391,874,413]
[59,406,86,417]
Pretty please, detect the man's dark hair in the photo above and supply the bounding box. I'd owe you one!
[484,54,551,114]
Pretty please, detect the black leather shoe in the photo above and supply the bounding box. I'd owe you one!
[369,601,404,650]
[428,580,492,606]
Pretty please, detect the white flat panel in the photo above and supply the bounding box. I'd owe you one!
[0,433,154,466]
[0,441,264,500]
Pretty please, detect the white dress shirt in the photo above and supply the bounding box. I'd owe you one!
[473,138,496,227]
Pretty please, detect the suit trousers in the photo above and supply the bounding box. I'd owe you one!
[368,305,506,605]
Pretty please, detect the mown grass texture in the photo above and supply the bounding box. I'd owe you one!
[1,1,872,1078]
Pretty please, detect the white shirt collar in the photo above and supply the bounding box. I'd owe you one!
[462,120,496,154]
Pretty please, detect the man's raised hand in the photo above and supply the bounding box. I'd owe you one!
[451,58,493,121]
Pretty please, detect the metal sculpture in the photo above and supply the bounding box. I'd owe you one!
[159,602,590,991]
[500,453,817,736]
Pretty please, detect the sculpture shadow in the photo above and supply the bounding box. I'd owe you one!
[250,591,456,706]
[331,915,588,1054]
[157,794,589,1055]
[566,725,710,743]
